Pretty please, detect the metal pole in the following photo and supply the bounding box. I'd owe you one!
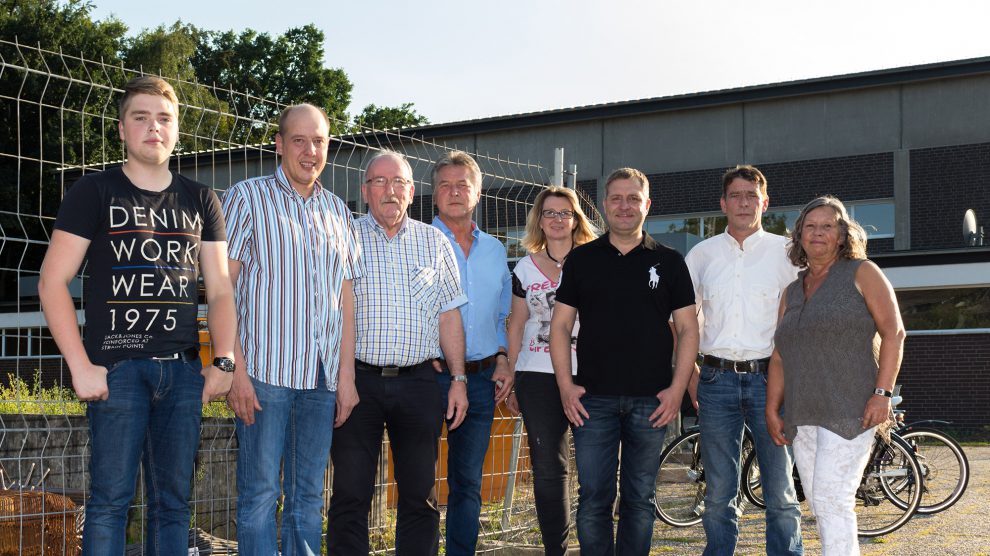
[567,163,577,189]
[552,148,564,187]
[500,417,524,531]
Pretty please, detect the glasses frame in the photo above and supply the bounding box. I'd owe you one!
[365,176,413,188]
[541,209,575,220]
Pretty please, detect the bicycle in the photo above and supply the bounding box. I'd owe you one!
[740,428,924,537]
[890,402,970,514]
[742,391,970,517]
[653,425,759,527]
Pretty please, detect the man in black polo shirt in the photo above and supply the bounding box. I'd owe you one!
[550,167,699,555]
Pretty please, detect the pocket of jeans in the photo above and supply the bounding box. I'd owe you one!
[105,359,128,375]
[699,366,720,385]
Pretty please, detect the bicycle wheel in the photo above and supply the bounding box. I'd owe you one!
[856,432,923,537]
[894,428,969,514]
[740,448,765,509]
[654,430,704,527]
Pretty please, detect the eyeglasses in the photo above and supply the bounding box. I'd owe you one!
[365,176,412,188]
[542,209,574,220]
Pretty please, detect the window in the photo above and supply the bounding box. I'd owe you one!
[647,200,895,242]
[850,202,895,239]
[897,287,990,331]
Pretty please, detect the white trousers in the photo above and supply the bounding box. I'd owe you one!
[792,425,875,556]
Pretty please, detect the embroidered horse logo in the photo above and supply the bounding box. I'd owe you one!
[648,265,660,289]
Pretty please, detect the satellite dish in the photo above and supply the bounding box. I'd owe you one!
[963,209,978,246]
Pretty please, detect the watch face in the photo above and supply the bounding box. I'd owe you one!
[214,357,235,372]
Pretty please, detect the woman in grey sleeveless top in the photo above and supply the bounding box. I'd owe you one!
[765,196,905,556]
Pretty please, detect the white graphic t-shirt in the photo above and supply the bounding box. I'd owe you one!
[511,254,578,374]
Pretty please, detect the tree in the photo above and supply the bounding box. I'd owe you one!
[353,102,429,131]
[192,25,353,132]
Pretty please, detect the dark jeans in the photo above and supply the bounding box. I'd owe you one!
[697,366,803,556]
[436,363,496,556]
[515,371,570,556]
[83,357,204,556]
[236,371,336,556]
[327,363,442,556]
[571,394,667,556]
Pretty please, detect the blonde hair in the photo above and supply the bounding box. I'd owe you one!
[788,195,868,267]
[521,187,598,252]
[118,76,178,118]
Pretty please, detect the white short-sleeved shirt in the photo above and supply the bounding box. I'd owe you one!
[511,255,577,374]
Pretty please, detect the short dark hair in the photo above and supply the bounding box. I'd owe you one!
[721,165,767,197]
[604,167,649,196]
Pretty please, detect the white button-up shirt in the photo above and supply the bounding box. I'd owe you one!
[684,229,799,360]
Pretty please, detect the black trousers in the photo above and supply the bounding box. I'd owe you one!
[515,371,572,556]
[327,363,443,556]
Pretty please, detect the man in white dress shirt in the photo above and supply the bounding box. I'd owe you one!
[685,165,803,556]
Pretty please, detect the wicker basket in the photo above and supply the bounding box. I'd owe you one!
[0,490,80,556]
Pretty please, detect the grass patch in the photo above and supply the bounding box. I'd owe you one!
[0,371,237,418]
[0,372,85,415]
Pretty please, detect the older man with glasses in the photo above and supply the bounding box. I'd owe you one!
[327,150,468,556]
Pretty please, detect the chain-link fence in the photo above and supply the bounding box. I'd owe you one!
[0,38,603,554]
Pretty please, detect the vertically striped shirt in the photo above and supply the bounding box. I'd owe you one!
[222,166,363,390]
[354,214,466,367]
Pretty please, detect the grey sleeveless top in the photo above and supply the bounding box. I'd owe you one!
[774,258,880,440]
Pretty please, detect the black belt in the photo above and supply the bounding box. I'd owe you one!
[151,348,200,362]
[436,353,499,375]
[355,359,430,378]
[700,354,770,374]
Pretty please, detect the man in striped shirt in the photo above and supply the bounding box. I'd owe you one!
[327,150,468,555]
[222,104,363,556]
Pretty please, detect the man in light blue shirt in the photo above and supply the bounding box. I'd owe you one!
[431,150,513,555]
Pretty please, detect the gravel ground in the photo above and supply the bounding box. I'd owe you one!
[491,445,990,555]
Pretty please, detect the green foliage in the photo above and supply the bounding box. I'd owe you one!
[0,372,86,415]
[354,102,429,131]
[202,400,234,418]
[192,24,353,135]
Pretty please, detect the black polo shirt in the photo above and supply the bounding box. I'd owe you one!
[555,232,695,396]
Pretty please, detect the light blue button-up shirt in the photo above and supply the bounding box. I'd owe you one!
[432,217,511,361]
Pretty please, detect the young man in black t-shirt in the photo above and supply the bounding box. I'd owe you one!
[38,76,237,555]
[550,167,699,555]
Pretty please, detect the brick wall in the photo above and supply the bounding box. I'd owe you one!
[897,333,990,436]
[910,142,990,250]
[645,153,894,216]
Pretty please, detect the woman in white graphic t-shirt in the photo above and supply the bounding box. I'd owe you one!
[506,186,598,555]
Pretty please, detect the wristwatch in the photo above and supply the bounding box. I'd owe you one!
[872,387,893,398]
[213,357,236,373]
[495,351,509,360]
[452,374,468,385]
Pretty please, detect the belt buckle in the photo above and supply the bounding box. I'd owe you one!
[731,360,746,373]
[152,352,180,361]
[381,365,399,378]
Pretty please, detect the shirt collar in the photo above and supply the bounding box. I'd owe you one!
[596,231,658,252]
[274,165,324,199]
[720,227,766,250]
[364,213,409,238]
[432,216,479,239]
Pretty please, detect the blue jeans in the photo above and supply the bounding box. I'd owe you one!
[83,357,204,556]
[571,395,667,556]
[436,363,496,556]
[697,365,803,556]
[236,372,336,556]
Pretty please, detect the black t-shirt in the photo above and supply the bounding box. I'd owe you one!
[554,233,695,396]
[53,167,226,367]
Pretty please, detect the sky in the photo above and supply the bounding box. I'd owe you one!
[88,0,990,125]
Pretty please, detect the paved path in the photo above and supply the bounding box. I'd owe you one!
[495,446,990,555]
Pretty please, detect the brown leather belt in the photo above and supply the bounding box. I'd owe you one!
[700,354,770,374]
[436,353,499,375]
[356,359,430,378]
